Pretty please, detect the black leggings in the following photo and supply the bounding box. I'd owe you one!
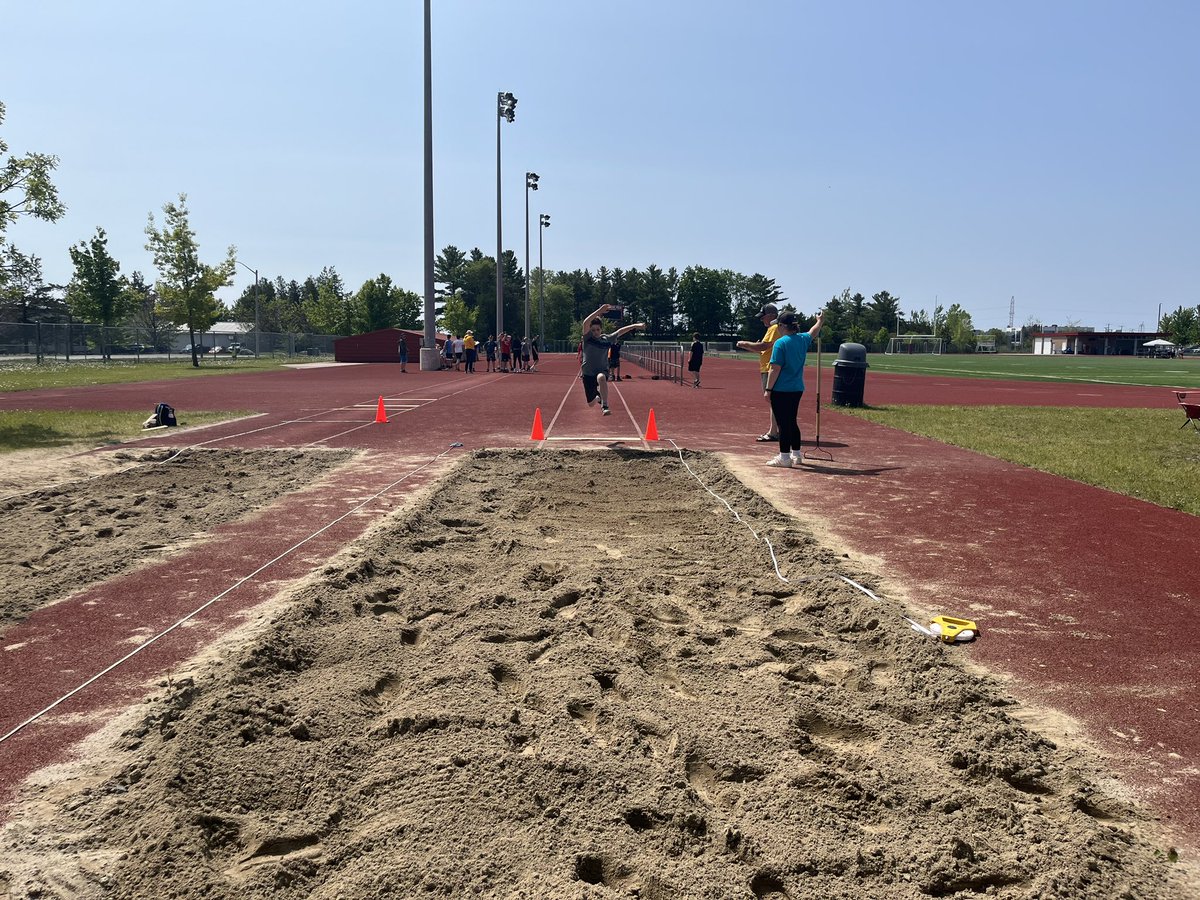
[769,390,803,455]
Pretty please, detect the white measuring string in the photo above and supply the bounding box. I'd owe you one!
[665,438,790,583]
[0,443,465,746]
[665,439,889,607]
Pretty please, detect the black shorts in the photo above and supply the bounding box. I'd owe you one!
[581,373,601,403]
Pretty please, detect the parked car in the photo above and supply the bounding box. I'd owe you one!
[207,345,227,354]
[183,344,206,354]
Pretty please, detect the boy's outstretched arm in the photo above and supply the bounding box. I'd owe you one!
[611,322,646,341]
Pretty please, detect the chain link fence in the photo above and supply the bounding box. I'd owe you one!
[0,322,343,361]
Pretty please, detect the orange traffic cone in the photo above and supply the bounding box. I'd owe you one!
[375,396,388,424]
[530,407,545,441]
[644,408,659,441]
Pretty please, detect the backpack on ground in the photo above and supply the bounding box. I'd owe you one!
[144,402,177,428]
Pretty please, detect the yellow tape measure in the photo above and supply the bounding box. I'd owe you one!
[929,615,978,643]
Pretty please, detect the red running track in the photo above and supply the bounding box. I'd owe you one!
[1,354,1198,849]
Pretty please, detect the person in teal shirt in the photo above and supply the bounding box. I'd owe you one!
[764,309,824,467]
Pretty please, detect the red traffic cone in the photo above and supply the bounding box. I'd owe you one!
[530,407,545,441]
[375,396,388,424]
[644,408,659,441]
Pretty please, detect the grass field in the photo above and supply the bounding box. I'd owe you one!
[0,357,315,393]
[821,351,1200,388]
[848,404,1200,516]
[0,409,247,452]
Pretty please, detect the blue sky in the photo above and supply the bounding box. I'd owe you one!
[3,0,1197,331]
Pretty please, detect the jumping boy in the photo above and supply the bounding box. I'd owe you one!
[580,304,644,415]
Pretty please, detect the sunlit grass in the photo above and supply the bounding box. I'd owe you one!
[0,357,315,393]
[846,405,1200,516]
[0,409,248,452]
[717,351,1200,388]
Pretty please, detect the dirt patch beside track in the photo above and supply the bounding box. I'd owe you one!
[0,450,1189,898]
[0,448,352,632]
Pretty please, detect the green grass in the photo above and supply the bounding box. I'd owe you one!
[846,405,1200,516]
[716,349,1200,388]
[0,409,248,452]
[851,352,1200,387]
[0,357,314,393]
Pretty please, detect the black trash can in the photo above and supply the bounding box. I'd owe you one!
[831,342,869,407]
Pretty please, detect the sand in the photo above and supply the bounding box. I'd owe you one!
[0,448,1191,898]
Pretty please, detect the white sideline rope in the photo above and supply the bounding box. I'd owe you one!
[0,443,465,746]
[665,440,890,609]
[666,439,791,583]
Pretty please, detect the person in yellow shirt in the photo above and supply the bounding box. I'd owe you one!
[463,330,478,373]
[736,303,782,441]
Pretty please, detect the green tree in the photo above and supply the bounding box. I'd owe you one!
[541,282,574,343]
[734,273,786,340]
[355,274,420,332]
[638,264,675,339]
[676,265,730,338]
[1161,305,1200,347]
[144,194,235,366]
[869,291,901,335]
[944,303,975,351]
[820,289,852,349]
[303,267,351,335]
[439,292,478,337]
[67,227,132,357]
[1,101,66,288]
[124,270,174,351]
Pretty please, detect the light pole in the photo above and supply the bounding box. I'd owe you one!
[422,0,438,369]
[496,91,517,338]
[524,172,538,343]
[236,260,259,357]
[539,213,550,346]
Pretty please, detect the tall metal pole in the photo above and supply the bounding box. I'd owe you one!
[253,267,259,357]
[422,0,437,366]
[539,214,549,347]
[523,173,537,342]
[524,179,530,342]
[236,260,259,357]
[496,94,504,339]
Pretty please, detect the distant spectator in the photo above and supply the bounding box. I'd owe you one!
[687,333,703,387]
[485,334,497,372]
[463,330,477,374]
[530,335,540,371]
[398,335,408,373]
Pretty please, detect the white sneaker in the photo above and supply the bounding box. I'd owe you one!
[601,406,611,416]
[791,451,803,464]
[766,454,792,468]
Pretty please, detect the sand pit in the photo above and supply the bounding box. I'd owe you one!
[0,448,352,632]
[0,449,1189,898]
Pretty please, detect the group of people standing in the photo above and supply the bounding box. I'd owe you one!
[437,332,540,374]
[737,302,824,468]
[395,332,540,374]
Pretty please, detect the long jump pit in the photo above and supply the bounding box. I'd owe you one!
[0,447,1192,898]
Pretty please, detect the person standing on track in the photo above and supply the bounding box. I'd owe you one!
[500,333,512,372]
[398,334,409,373]
[530,335,540,371]
[580,304,644,415]
[485,334,497,372]
[463,330,477,373]
[687,332,703,387]
[736,303,782,442]
[763,309,824,468]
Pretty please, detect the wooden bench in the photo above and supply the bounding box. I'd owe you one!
[1175,391,1200,431]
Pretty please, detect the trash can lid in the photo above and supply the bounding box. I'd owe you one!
[833,342,869,367]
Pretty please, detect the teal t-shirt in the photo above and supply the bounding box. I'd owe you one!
[768,332,813,392]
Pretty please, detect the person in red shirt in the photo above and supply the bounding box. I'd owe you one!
[500,333,512,372]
